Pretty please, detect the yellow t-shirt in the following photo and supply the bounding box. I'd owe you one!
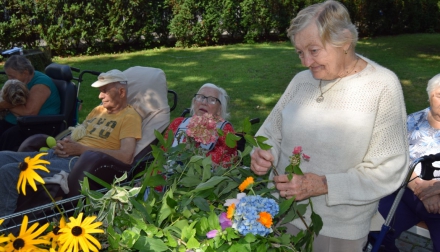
[78,105,142,150]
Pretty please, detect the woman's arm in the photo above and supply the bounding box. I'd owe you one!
[8,84,51,116]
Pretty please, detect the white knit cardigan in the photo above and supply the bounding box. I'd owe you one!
[256,56,409,240]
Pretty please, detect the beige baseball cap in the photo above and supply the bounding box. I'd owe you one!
[91,69,128,87]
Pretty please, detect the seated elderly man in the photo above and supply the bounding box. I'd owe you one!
[0,69,142,218]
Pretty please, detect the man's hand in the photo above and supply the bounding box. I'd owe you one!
[274,173,328,201]
[250,148,274,176]
[54,138,85,157]
[414,180,440,201]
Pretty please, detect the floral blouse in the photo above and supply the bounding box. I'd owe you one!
[168,117,237,167]
[407,107,440,180]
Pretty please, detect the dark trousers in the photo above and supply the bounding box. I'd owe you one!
[378,187,440,252]
[0,120,56,151]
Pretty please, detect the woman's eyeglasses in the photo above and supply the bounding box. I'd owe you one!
[194,94,221,105]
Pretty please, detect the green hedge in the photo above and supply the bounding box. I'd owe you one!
[1,0,439,56]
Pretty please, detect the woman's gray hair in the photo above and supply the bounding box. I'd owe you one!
[4,55,35,75]
[287,0,358,49]
[190,83,230,119]
[426,73,440,100]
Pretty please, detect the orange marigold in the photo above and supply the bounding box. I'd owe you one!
[238,177,254,192]
[258,212,273,228]
[227,203,236,220]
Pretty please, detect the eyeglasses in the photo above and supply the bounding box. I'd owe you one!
[194,94,221,105]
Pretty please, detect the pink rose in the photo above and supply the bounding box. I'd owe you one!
[293,146,302,155]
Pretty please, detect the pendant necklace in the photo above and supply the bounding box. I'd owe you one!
[316,56,360,103]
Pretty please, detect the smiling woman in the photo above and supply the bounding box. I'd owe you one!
[250,0,408,251]
[166,83,237,167]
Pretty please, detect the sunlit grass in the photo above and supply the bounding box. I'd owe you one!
[0,33,439,134]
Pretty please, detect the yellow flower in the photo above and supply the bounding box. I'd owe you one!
[227,203,236,220]
[58,213,104,252]
[17,152,50,195]
[3,215,50,251]
[238,177,254,192]
[258,212,273,228]
[44,216,66,249]
[0,219,9,252]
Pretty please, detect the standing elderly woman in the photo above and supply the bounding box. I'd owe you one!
[250,0,408,251]
[168,83,236,167]
[0,55,60,151]
[378,73,440,252]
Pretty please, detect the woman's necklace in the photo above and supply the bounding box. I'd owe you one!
[316,56,360,103]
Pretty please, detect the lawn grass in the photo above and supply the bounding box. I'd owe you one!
[1,33,439,133]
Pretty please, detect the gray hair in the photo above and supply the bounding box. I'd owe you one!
[287,0,358,49]
[190,83,230,119]
[427,73,440,100]
[4,55,35,75]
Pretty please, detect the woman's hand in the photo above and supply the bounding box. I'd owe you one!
[414,179,440,201]
[250,148,274,176]
[274,173,328,201]
[421,194,440,214]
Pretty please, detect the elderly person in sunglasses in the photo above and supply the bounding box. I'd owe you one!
[167,83,236,167]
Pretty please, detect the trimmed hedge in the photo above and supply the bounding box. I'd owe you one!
[1,0,439,56]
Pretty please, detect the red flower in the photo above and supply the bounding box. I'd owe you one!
[293,146,302,155]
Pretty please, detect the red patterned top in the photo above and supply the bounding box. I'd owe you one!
[168,117,237,167]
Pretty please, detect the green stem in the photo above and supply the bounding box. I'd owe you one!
[41,184,64,217]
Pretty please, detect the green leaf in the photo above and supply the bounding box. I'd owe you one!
[278,197,295,216]
[165,230,178,248]
[106,225,120,250]
[243,134,257,147]
[241,117,251,134]
[193,197,210,212]
[154,129,166,146]
[311,211,323,236]
[295,203,308,216]
[193,176,228,192]
[202,156,212,182]
[180,176,202,187]
[225,132,241,148]
[133,236,168,252]
[186,236,201,249]
[292,164,304,175]
[158,200,174,226]
[84,172,111,189]
[129,198,154,224]
[121,229,140,248]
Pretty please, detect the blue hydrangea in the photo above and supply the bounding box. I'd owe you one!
[232,195,279,236]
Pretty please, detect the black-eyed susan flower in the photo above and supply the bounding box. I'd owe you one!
[44,216,66,249]
[0,219,9,252]
[238,176,254,192]
[17,152,50,195]
[3,215,50,251]
[58,213,104,252]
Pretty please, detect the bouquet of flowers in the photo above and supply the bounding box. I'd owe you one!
[0,116,322,251]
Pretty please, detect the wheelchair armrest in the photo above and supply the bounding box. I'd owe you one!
[17,134,50,152]
[67,150,132,197]
[17,115,66,125]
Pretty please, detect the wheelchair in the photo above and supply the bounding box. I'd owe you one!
[0,66,178,232]
[367,154,439,252]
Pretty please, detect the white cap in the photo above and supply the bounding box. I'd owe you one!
[91,69,128,87]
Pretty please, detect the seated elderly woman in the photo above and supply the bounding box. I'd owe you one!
[0,55,61,151]
[167,83,237,167]
[378,73,440,252]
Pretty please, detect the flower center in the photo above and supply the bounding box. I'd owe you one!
[13,238,25,249]
[18,162,28,171]
[53,226,60,235]
[72,226,83,236]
